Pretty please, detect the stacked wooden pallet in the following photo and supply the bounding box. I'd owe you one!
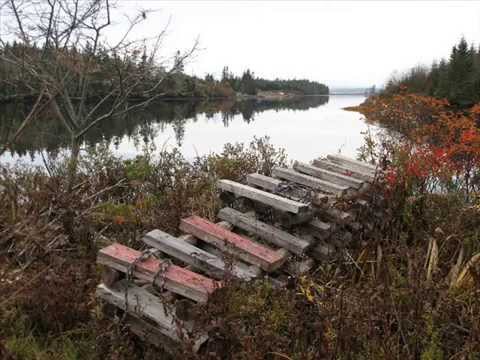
[95,153,378,353]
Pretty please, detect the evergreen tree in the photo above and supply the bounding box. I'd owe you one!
[221,66,231,82]
[447,38,475,106]
[240,69,257,95]
[386,38,480,107]
[428,61,439,96]
[434,59,450,99]
[173,50,185,73]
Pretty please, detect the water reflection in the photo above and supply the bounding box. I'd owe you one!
[0,96,329,159]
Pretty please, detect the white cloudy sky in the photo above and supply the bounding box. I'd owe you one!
[112,1,480,88]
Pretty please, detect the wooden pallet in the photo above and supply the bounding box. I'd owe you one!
[96,153,380,352]
[180,215,289,272]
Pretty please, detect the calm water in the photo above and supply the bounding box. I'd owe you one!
[0,95,376,165]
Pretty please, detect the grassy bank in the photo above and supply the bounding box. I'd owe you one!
[1,126,479,358]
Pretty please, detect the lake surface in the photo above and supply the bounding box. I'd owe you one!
[0,95,376,165]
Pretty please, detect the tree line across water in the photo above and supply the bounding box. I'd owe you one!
[385,38,480,107]
[205,67,329,96]
[0,42,328,101]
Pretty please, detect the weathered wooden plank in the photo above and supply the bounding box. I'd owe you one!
[199,243,262,275]
[180,216,288,272]
[247,173,283,193]
[217,207,311,256]
[293,161,364,189]
[327,154,377,173]
[96,281,207,352]
[247,173,313,206]
[308,218,333,240]
[278,210,314,227]
[142,229,258,281]
[97,243,219,303]
[218,179,309,214]
[312,159,375,182]
[272,167,349,196]
[178,221,233,246]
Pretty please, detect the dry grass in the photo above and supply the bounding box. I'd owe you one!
[0,135,479,359]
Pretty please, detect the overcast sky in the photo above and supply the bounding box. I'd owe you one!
[113,1,480,88]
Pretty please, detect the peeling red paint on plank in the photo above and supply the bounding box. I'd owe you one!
[180,216,287,271]
[99,243,219,296]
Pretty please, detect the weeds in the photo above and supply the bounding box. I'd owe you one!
[0,127,479,358]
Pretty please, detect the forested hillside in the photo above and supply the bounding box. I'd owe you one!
[0,42,237,100]
[385,38,480,107]
[0,43,328,101]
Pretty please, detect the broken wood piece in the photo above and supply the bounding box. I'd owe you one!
[96,280,208,352]
[217,207,311,256]
[272,167,350,196]
[312,159,375,182]
[97,243,219,303]
[180,215,288,272]
[247,173,283,193]
[143,229,258,281]
[294,161,365,189]
[218,179,309,214]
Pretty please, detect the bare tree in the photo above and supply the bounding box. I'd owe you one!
[0,0,198,189]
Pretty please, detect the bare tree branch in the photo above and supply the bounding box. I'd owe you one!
[0,88,48,156]
[1,0,199,187]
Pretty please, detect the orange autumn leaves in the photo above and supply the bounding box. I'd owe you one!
[362,94,480,193]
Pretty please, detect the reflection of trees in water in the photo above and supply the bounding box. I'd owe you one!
[0,96,329,156]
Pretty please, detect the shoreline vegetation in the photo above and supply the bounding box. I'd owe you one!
[1,123,479,358]
[0,41,329,105]
[1,1,479,359]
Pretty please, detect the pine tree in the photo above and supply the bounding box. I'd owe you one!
[173,51,184,73]
[447,38,475,106]
[434,59,449,99]
[240,69,256,95]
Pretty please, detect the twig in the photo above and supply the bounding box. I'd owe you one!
[83,178,127,202]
